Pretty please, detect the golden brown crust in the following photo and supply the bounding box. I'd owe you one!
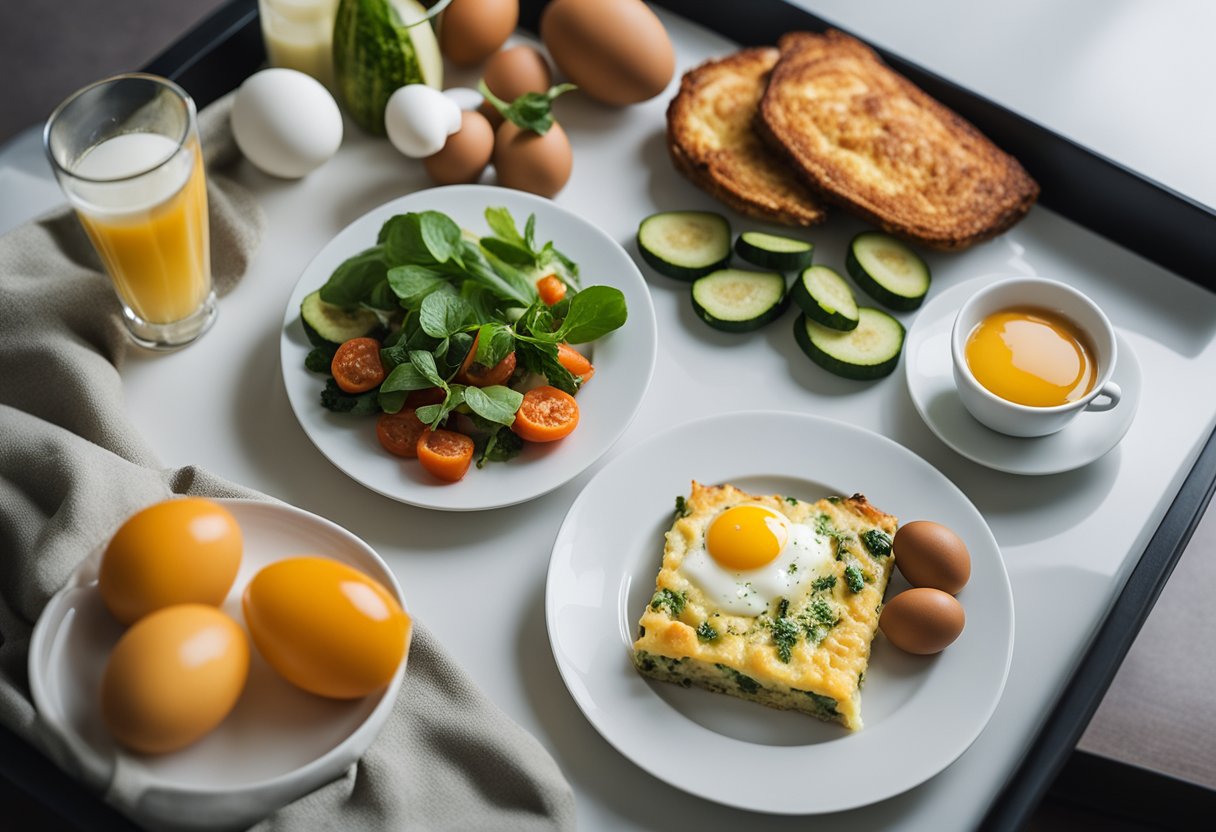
[667,47,828,227]
[758,30,1039,250]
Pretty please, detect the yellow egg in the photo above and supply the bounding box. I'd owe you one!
[99,498,243,625]
[101,604,249,755]
[706,504,787,570]
[243,557,410,699]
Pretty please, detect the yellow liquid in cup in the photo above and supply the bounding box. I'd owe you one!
[72,133,211,325]
[965,307,1096,407]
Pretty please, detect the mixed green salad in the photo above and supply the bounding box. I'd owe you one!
[301,206,628,482]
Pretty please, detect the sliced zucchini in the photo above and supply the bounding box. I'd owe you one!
[734,231,814,271]
[790,266,859,331]
[794,307,905,380]
[300,290,379,344]
[637,211,731,281]
[846,232,931,311]
[691,269,788,333]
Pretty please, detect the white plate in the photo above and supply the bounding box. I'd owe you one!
[545,411,1014,814]
[905,276,1142,476]
[280,184,658,511]
[28,499,408,832]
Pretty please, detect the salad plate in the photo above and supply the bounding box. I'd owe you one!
[545,411,1014,814]
[905,276,1142,476]
[280,185,658,511]
[28,499,407,832]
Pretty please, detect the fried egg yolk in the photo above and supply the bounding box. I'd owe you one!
[706,504,789,570]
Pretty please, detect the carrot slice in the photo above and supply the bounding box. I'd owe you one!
[416,429,475,482]
[536,274,567,306]
[556,342,595,384]
[512,386,579,443]
[457,334,517,387]
[331,337,385,393]
[376,409,427,458]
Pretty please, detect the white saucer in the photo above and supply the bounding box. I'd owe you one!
[905,277,1142,476]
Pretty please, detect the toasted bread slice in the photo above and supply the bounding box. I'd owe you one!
[668,48,827,227]
[758,30,1039,250]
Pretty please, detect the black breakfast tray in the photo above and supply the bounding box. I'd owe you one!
[7,1,1216,829]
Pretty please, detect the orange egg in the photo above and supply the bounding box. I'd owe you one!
[439,0,518,67]
[493,120,573,197]
[99,498,243,625]
[101,604,249,754]
[242,557,410,699]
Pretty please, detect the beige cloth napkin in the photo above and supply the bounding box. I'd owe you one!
[0,95,575,831]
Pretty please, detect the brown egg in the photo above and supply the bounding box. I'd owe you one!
[880,588,966,655]
[893,520,972,594]
[424,110,494,184]
[540,0,675,106]
[493,120,573,198]
[439,0,519,67]
[480,45,553,127]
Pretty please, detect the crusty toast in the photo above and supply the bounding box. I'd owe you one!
[757,30,1039,250]
[667,47,827,227]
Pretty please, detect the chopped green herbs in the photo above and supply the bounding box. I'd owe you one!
[862,529,892,557]
[696,622,719,642]
[674,495,690,519]
[844,563,865,593]
[785,496,798,505]
[771,617,799,663]
[650,588,686,618]
[813,575,837,592]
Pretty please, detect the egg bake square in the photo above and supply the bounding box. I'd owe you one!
[632,481,898,730]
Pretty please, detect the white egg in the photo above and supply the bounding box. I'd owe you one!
[682,504,833,616]
[231,68,342,179]
[384,85,462,158]
[443,86,485,111]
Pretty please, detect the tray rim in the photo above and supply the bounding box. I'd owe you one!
[3,0,1210,829]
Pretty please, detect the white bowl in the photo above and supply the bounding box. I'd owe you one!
[28,499,409,831]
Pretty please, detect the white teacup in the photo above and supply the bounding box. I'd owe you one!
[950,277,1121,438]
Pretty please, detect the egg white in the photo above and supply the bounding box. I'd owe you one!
[681,509,834,616]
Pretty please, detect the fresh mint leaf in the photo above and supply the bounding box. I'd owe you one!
[478,80,577,136]
[555,285,628,344]
[419,292,474,338]
[380,214,435,266]
[387,265,449,307]
[456,240,535,306]
[463,385,523,427]
[474,322,515,367]
[320,246,388,307]
[380,363,435,393]
[417,385,466,429]
[484,206,527,249]
[460,282,499,323]
[480,237,536,267]
[523,214,536,251]
[514,340,578,395]
[408,349,445,388]
[418,211,463,265]
[378,390,407,414]
[436,331,474,380]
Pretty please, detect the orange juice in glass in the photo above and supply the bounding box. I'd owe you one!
[44,74,216,349]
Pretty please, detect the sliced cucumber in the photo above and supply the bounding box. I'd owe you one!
[790,266,859,331]
[794,307,905,380]
[301,290,379,344]
[846,232,931,311]
[637,211,731,281]
[734,231,814,271]
[691,269,788,333]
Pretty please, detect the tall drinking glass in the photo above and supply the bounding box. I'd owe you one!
[44,74,215,350]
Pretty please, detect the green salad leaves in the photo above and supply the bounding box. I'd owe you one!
[305,207,628,468]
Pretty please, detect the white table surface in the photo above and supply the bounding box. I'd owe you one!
[4,3,1216,830]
